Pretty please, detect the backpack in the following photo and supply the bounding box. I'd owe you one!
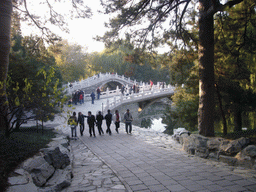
[68,116,77,125]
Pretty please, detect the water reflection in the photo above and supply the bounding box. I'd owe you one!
[115,98,170,132]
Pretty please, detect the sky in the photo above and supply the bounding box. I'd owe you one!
[21,0,110,53]
[20,0,170,53]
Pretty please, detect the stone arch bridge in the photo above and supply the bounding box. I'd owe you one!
[64,73,137,95]
[63,73,176,113]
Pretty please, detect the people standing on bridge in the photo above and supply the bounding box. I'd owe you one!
[121,85,125,95]
[90,91,95,104]
[105,109,112,135]
[67,112,78,138]
[96,111,104,135]
[87,111,96,137]
[96,87,101,100]
[81,90,84,103]
[129,86,132,95]
[79,92,83,104]
[114,110,120,133]
[150,80,153,90]
[124,109,133,134]
[78,112,86,136]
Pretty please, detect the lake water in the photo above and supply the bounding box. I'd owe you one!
[114,98,170,133]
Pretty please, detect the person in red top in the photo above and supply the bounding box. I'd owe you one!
[115,110,120,133]
[79,93,83,104]
[150,80,153,90]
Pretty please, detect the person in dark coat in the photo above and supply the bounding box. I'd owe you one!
[90,91,95,104]
[96,87,101,100]
[87,111,96,137]
[121,85,125,95]
[104,109,112,135]
[78,112,86,136]
[96,111,104,135]
[124,109,133,134]
[115,110,120,133]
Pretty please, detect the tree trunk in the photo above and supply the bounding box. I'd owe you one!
[198,0,215,137]
[234,103,242,132]
[0,0,12,133]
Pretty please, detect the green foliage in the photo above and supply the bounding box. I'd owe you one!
[49,40,89,83]
[88,40,170,83]
[169,86,198,132]
[214,0,256,132]
[6,30,66,136]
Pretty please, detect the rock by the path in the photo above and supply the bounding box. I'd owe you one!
[30,161,55,187]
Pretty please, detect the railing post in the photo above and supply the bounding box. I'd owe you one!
[131,92,134,99]
[120,94,123,102]
[106,87,109,96]
[116,86,119,95]
[106,99,109,109]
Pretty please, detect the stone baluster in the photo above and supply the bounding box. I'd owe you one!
[106,87,109,96]
[120,94,123,102]
[131,92,134,100]
[116,86,119,95]
[106,99,109,109]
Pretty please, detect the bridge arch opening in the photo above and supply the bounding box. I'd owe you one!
[100,81,123,91]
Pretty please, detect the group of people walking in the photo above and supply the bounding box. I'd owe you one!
[68,109,133,138]
[70,90,85,105]
[121,84,140,96]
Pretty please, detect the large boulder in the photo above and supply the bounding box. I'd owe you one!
[219,155,237,166]
[23,156,48,173]
[42,147,70,169]
[239,145,256,158]
[30,162,55,187]
[182,134,209,158]
[207,137,223,151]
[220,137,250,156]
[235,145,256,168]
[45,166,72,191]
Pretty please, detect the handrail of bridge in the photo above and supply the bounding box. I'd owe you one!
[102,84,175,114]
[79,82,171,101]
[63,73,143,94]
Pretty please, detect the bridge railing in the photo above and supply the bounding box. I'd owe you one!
[102,84,175,113]
[80,83,151,101]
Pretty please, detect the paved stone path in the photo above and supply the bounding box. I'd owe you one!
[66,126,255,192]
